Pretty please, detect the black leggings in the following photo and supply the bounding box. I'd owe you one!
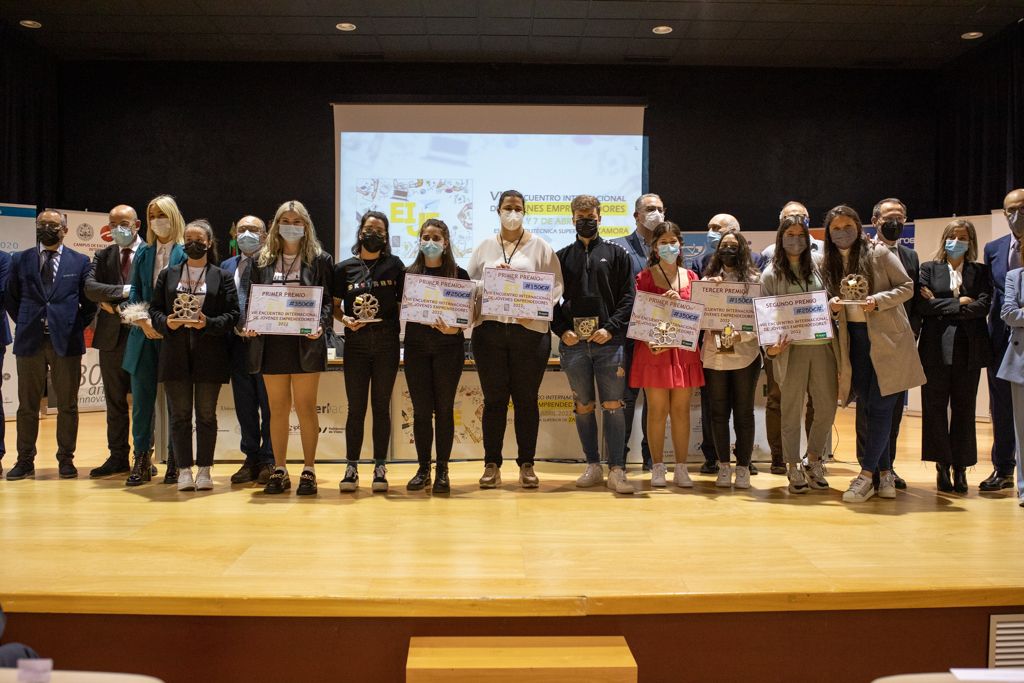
[404,334,465,467]
[343,326,400,462]
[703,356,762,467]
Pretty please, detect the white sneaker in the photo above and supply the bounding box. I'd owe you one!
[734,465,751,489]
[843,474,876,503]
[877,471,897,499]
[673,463,693,488]
[607,467,634,494]
[177,467,195,492]
[651,462,667,488]
[195,466,213,491]
[805,460,829,490]
[787,464,808,494]
[715,463,733,488]
[576,463,604,488]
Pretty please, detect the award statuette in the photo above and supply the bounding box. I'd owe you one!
[573,316,599,340]
[353,292,382,323]
[714,321,736,354]
[171,292,202,321]
[651,321,680,348]
[838,273,870,305]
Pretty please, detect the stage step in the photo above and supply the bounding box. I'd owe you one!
[406,636,637,682]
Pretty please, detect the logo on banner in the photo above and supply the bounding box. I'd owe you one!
[76,223,94,241]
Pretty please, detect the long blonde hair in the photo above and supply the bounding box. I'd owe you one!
[145,194,185,246]
[258,200,323,267]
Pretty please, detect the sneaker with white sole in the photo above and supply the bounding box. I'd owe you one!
[673,463,693,488]
[805,460,829,490]
[576,462,604,488]
[787,464,809,494]
[519,463,539,488]
[877,471,897,499]
[843,474,876,503]
[195,466,213,491]
[177,467,195,492]
[715,463,733,488]
[734,465,751,489]
[371,464,389,493]
[651,462,667,487]
[339,464,359,493]
[607,467,634,494]
[479,463,501,488]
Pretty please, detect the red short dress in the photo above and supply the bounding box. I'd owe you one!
[629,268,705,389]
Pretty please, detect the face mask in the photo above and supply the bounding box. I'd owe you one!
[575,218,599,239]
[111,226,136,247]
[830,226,858,250]
[643,210,664,230]
[1008,209,1023,239]
[236,230,261,255]
[36,225,61,247]
[879,219,904,243]
[782,235,806,256]
[419,240,444,259]
[183,240,208,259]
[359,231,386,253]
[706,230,723,250]
[718,246,739,267]
[500,209,524,231]
[657,243,680,262]
[150,217,171,238]
[279,224,305,243]
[945,238,969,258]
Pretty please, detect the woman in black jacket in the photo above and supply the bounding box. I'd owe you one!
[150,219,239,492]
[243,201,334,496]
[917,219,992,493]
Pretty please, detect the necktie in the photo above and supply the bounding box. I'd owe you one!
[41,250,56,293]
[238,257,251,315]
[120,248,132,283]
[1012,241,1021,271]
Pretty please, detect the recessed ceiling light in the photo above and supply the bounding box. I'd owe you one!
[336,22,357,32]
[19,19,42,29]
[652,25,673,35]
[961,31,984,40]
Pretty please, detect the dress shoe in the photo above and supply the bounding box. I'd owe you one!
[770,462,787,475]
[58,461,78,479]
[255,464,274,485]
[892,470,907,490]
[700,460,719,474]
[162,459,179,484]
[406,466,431,491]
[952,466,968,494]
[979,470,1015,491]
[90,456,130,478]
[936,464,953,493]
[125,452,153,487]
[6,462,35,480]
[230,461,256,484]
[432,467,450,495]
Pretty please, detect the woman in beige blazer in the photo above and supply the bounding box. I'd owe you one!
[822,205,926,504]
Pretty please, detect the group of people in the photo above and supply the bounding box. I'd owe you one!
[1,188,1023,507]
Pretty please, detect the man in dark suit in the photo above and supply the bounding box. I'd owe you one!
[4,210,96,480]
[856,198,919,490]
[84,205,143,477]
[981,187,1024,491]
[0,250,12,477]
[221,215,273,485]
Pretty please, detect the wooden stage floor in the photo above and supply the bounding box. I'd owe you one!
[1,410,1022,620]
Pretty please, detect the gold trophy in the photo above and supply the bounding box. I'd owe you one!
[573,316,599,340]
[715,321,736,354]
[170,292,202,321]
[572,297,601,341]
[651,321,680,348]
[838,274,870,304]
[352,292,382,323]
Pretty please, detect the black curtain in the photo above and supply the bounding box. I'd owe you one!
[937,20,1024,215]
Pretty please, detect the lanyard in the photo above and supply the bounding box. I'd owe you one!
[276,253,301,284]
[182,263,208,294]
[656,262,680,293]
[499,231,524,265]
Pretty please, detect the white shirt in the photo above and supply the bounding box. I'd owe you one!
[948,261,964,298]
[699,270,761,371]
[120,236,143,297]
[175,263,208,317]
[38,243,63,280]
[154,240,174,287]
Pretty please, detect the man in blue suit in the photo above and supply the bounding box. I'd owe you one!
[4,210,96,480]
[0,250,12,476]
[221,215,274,485]
[982,188,1024,492]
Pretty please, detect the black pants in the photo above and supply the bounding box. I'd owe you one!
[405,334,464,467]
[165,380,222,468]
[0,347,6,461]
[988,331,1016,472]
[229,340,273,466]
[344,325,400,462]
[855,390,905,471]
[15,338,81,463]
[471,321,550,467]
[98,333,131,461]
[704,356,762,467]
[621,340,650,466]
[921,352,982,468]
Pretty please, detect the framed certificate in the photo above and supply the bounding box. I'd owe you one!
[480,267,555,321]
[400,273,475,328]
[244,284,324,336]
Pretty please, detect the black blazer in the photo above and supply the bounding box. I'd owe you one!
[917,259,992,369]
[246,251,334,374]
[895,244,922,336]
[84,242,133,351]
[150,263,240,384]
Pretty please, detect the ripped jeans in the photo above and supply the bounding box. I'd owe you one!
[559,340,626,468]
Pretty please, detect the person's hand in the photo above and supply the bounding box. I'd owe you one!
[590,328,612,345]
[959,296,974,306]
[728,330,742,345]
[766,334,791,357]
[140,320,162,339]
[920,286,935,300]
[341,315,365,331]
[99,302,115,314]
[306,326,323,340]
[240,328,259,338]
[561,330,580,346]
[829,296,843,313]
[432,316,460,335]
[704,276,723,283]
[662,289,680,300]
[166,317,186,330]
[182,312,207,330]
[861,296,877,312]
[649,344,667,356]
[495,262,511,269]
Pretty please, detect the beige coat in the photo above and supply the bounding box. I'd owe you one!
[832,243,926,406]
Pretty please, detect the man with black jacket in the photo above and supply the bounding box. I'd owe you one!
[553,194,636,494]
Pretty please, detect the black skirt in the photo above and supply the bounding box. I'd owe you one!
[261,334,309,375]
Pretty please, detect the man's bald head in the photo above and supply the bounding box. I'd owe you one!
[708,213,740,234]
[237,215,266,234]
[37,209,64,227]
[1004,189,1024,211]
[109,204,138,225]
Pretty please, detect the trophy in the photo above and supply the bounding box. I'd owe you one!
[572,297,600,341]
[352,292,382,323]
[838,274,870,304]
[651,321,680,348]
[714,321,737,354]
[171,292,202,321]
[573,316,598,340]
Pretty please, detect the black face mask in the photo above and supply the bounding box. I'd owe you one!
[575,218,599,239]
[879,219,904,242]
[36,225,61,247]
[183,240,208,259]
[718,247,739,266]
[360,231,386,253]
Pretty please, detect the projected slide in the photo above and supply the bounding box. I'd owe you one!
[339,132,644,267]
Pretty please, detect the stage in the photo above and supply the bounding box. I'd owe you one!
[1,411,1022,682]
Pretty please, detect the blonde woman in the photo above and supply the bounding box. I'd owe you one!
[242,201,333,496]
[123,195,186,487]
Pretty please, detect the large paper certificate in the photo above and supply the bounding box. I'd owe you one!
[752,291,834,345]
[691,281,761,331]
[400,273,475,328]
[480,267,555,321]
[626,291,704,350]
[245,284,324,335]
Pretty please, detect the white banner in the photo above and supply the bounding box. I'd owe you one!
[626,291,704,350]
[400,273,475,328]
[753,291,833,346]
[691,281,760,331]
[480,267,555,321]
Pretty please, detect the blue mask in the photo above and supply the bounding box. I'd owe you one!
[945,239,968,258]
[706,230,722,250]
[657,243,680,261]
[419,240,444,259]
[237,231,261,255]
[111,226,135,247]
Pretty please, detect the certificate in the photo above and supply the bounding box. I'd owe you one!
[752,291,834,345]
[626,291,704,350]
[245,284,324,335]
[691,281,761,331]
[480,267,555,321]
[400,273,475,328]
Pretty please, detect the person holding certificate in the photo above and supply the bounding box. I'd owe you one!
[700,233,762,489]
[760,216,837,495]
[244,201,333,496]
[630,221,703,489]
[468,189,564,489]
[403,219,470,495]
[335,211,405,494]
[822,205,924,503]
[150,220,239,491]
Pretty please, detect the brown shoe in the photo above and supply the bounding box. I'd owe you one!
[479,463,501,488]
[230,462,255,484]
[519,463,539,489]
[255,464,274,486]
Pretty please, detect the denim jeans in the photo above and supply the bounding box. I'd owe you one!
[559,340,627,468]
[848,322,899,472]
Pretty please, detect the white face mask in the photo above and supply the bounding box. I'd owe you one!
[279,224,305,243]
[500,209,524,231]
[150,217,171,238]
[642,210,664,230]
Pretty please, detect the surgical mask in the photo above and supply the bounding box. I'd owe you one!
[879,219,904,243]
[830,226,858,250]
[36,224,61,247]
[718,246,739,267]
[150,217,171,238]
[419,240,444,259]
[183,240,208,260]
[111,226,136,247]
[500,209,524,231]
[706,230,723,250]
[279,224,305,243]
[643,210,664,230]
[359,231,386,253]
[657,243,680,261]
[1008,209,1023,239]
[782,235,806,256]
[236,230,261,255]
[945,239,968,258]
[575,218,599,239]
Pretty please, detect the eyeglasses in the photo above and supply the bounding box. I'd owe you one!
[36,222,62,230]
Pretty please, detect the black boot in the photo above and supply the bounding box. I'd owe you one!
[162,456,179,484]
[432,466,450,495]
[407,465,431,491]
[936,463,954,493]
[952,466,968,494]
[90,455,130,478]
[125,451,153,487]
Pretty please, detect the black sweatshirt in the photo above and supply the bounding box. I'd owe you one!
[552,236,635,342]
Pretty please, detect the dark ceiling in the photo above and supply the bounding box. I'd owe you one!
[3,0,1023,69]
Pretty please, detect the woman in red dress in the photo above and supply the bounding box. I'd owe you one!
[630,221,705,488]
